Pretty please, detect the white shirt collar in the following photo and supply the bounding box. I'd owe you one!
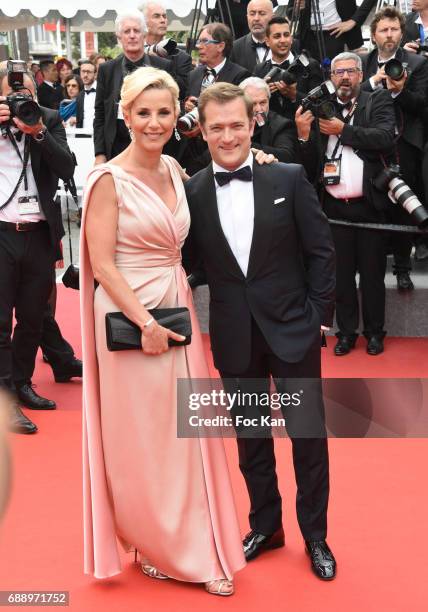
[213,152,254,186]
[415,15,423,25]
[209,57,227,74]
[268,50,294,65]
[377,51,397,63]
[44,80,55,87]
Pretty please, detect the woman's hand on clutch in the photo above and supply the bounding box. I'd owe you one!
[140,323,185,355]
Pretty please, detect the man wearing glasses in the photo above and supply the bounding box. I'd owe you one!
[296,52,396,356]
[182,23,250,175]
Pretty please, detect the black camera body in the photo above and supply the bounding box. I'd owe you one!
[416,43,428,55]
[372,164,428,228]
[264,53,310,86]
[3,60,42,128]
[301,80,336,119]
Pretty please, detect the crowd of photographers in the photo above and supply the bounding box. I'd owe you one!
[2,0,428,435]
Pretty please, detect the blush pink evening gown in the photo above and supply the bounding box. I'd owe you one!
[79,157,246,581]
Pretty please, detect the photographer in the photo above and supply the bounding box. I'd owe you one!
[361,6,428,290]
[141,1,192,99]
[240,76,297,162]
[296,52,396,356]
[254,16,322,119]
[402,0,428,56]
[0,62,74,434]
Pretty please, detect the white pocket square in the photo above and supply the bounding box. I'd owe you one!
[273,197,286,205]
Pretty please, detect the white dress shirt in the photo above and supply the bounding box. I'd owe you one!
[0,130,44,223]
[251,35,269,64]
[83,81,97,131]
[312,0,341,29]
[325,99,364,200]
[265,50,295,65]
[213,152,254,276]
[415,14,428,43]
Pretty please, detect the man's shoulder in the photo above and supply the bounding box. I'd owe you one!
[401,48,428,71]
[221,59,250,80]
[148,54,172,71]
[40,106,61,124]
[185,166,212,196]
[260,161,302,179]
[268,110,294,130]
[232,33,251,50]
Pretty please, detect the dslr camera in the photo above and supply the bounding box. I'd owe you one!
[146,38,179,57]
[177,106,199,133]
[372,164,428,228]
[3,60,41,129]
[264,53,310,86]
[383,58,408,81]
[301,80,336,119]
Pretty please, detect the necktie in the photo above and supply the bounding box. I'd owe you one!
[214,165,253,186]
[85,88,96,94]
[201,67,216,90]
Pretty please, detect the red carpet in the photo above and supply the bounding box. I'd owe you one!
[0,287,427,611]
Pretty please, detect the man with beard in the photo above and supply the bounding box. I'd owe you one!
[361,6,428,290]
[230,0,274,73]
[254,16,322,119]
[297,52,396,356]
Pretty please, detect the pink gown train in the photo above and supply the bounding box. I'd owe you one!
[79,156,246,581]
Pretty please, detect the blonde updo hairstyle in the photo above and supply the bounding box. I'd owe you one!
[120,67,180,122]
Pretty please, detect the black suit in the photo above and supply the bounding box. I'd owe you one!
[361,47,428,273]
[251,110,297,163]
[76,91,84,128]
[93,53,174,160]
[304,89,395,338]
[230,33,270,73]
[37,82,63,111]
[254,56,322,119]
[185,160,335,539]
[0,108,74,389]
[402,11,422,46]
[170,49,193,99]
[288,0,377,60]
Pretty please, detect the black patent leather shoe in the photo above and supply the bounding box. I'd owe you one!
[396,271,414,292]
[243,527,285,561]
[53,358,82,383]
[9,401,38,434]
[305,540,336,580]
[334,335,357,356]
[366,336,384,356]
[16,384,56,410]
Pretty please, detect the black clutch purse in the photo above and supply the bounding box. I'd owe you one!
[62,264,80,290]
[105,307,192,352]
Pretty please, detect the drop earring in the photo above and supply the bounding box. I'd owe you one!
[128,125,134,140]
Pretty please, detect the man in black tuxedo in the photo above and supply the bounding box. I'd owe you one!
[37,60,63,111]
[93,10,174,163]
[0,67,74,434]
[297,52,396,356]
[141,1,192,98]
[230,0,274,72]
[240,76,297,162]
[185,82,337,580]
[76,60,97,130]
[254,16,322,119]
[361,6,428,291]
[287,0,378,61]
[181,23,250,175]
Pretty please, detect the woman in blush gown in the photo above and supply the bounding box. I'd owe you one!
[80,67,245,596]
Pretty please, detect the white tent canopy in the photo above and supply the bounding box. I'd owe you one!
[0,1,214,20]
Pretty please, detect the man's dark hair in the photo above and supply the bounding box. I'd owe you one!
[40,59,55,75]
[201,23,233,58]
[266,16,291,38]
[370,6,406,37]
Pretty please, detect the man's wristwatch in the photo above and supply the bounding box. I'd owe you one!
[33,126,47,142]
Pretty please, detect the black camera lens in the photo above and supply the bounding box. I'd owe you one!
[384,58,405,81]
[12,99,42,126]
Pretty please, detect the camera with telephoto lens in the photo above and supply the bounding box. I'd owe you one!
[3,60,41,128]
[264,53,310,86]
[384,58,407,81]
[301,80,336,119]
[177,107,199,133]
[146,38,179,57]
[372,164,428,228]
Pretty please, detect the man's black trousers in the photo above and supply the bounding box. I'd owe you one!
[0,224,54,389]
[220,318,329,542]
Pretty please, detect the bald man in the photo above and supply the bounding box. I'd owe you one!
[230,0,274,72]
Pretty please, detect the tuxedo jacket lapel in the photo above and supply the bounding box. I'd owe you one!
[247,162,273,280]
[200,164,245,280]
[113,58,124,103]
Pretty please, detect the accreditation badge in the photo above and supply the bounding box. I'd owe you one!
[323,156,342,186]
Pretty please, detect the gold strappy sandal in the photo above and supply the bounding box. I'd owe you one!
[205,579,234,596]
[140,563,169,580]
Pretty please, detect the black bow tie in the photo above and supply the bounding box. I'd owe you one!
[85,88,96,94]
[214,165,253,186]
[336,100,353,113]
[124,56,146,74]
[252,40,268,50]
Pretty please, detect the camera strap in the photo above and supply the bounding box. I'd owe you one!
[0,129,30,212]
[328,101,358,159]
